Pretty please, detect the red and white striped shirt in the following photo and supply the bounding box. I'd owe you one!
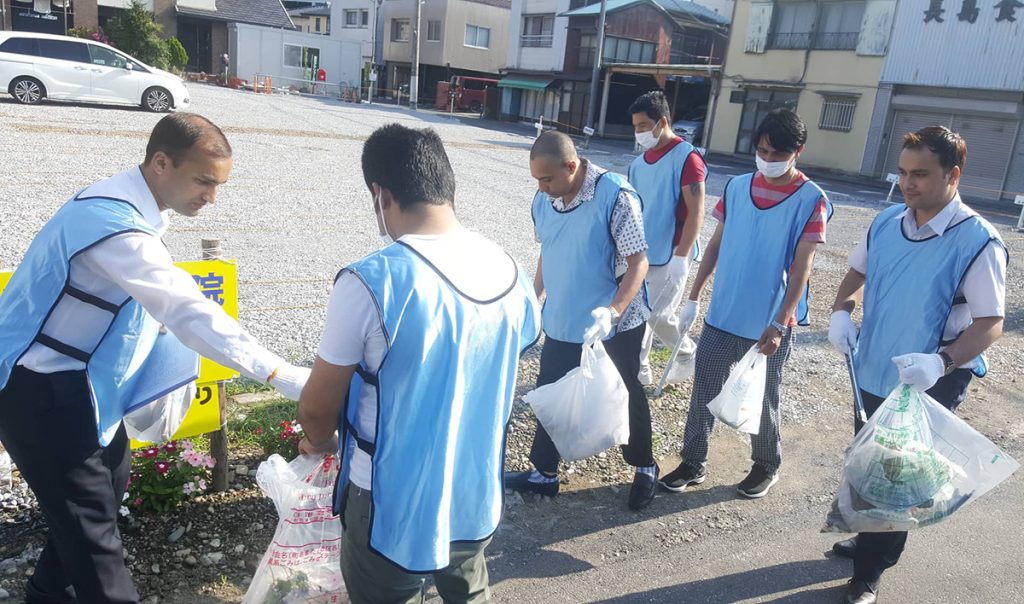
[713,171,828,244]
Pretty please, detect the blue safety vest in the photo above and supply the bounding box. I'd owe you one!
[533,170,646,343]
[0,195,199,446]
[704,172,833,340]
[333,241,540,572]
[628,140,703,266]
[854,204,1007,398]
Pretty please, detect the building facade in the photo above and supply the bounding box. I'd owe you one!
[708,0,895,174]
[860,0,1024,202]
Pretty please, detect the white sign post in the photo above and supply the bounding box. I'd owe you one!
[582,126,595,149]
[1015,194,1024,231]
[884,173,900,203]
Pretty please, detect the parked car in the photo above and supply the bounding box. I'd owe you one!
[672,106,707,146]
[0,32,189,112]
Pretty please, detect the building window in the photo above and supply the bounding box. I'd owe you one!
[284,44,319,68]
[428,20,442,42]
[315,17,322,32]
[391,19,410,42]
[603,36,655,64]
[522,14,554,48]
[578,33,596,67]
[465,24,490,48]
[768,1,864,50]
[819,96,857,131]
[345,10,359,27]
[361,9,369,27]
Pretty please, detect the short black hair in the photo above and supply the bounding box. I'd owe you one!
[530,130,577,162]
[628,90,671,123]
[903,125,967,172]
[144,113,231,166]
[753,108,807,154]
[361,124,455,208]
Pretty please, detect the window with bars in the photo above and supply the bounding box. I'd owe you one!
[819,96,857,131]
[768,0,864,50]
[522,14,554,47]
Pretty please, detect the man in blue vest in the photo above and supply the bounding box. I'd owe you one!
[504,131,659,510]
[661,109,832,499]
[0,113,308,604]
[296,124,541,602]
[627,90,706,385]
[827,126,1007,604]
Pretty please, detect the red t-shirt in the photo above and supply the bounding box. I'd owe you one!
[643,137,707,246]
[713,171,827,244]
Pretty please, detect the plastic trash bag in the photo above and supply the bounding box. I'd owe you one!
[706,345,766,435]
[123,382,195,444]
[244,454,349,604]
[523,340,630,461]
[823,385,1019,533]
[665,335,697,385]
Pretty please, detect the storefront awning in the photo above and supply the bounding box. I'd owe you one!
[498,76,555,91]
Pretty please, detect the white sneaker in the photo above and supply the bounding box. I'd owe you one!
[638,363,653,386]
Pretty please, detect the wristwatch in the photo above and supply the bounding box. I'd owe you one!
[769,319,786,334]
[608,306,621,326]
[938,351,956,375]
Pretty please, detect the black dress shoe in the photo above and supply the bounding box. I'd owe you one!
[832,536,858,559]
[25,578,77,604]
[844,579,878,604]
[628,466,658,510]
[504,470,559,497]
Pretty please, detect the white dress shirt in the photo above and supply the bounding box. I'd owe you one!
[18,167,284,383]
[849,194,1007,366]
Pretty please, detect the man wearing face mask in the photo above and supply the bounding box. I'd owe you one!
[0,113,308,604]
[296,124,541,602]
[504,131,658,510]
[627,90,706,385]
[660,109,832,499]
[826,126,1006,604]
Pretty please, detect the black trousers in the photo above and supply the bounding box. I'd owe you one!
[852,369,974,586]
[0,366,139,603]
[529,324,655,474]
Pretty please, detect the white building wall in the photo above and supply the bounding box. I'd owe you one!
[230,23,363,87]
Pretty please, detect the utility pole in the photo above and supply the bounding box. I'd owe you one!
[410,0,422,110]
[368,0,381,103]
[584,0,608,131]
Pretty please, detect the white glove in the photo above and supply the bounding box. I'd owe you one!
[828,310,858,355]
[583,307,613,345]
[270,364,312,401]
[892,353,944,392]
[665,256,690,288]
[678,300,699,334]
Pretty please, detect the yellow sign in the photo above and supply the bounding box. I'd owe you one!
[0,259,239,384]
[130,381,221,448]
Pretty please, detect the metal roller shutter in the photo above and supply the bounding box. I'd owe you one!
[883,110,951,178]
[951,115,1019,201]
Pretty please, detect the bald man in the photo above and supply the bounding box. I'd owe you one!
[505,131,658,510]
[0,113,308,603]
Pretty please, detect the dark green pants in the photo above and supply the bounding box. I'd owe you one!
[340,484,492,604]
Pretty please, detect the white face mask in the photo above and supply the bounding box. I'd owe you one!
[374,191,393,246]
[756,154,793,179]
[635,126,661,151]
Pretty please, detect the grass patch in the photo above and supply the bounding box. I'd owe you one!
[226,398,297,450]
[649,346,672,365]
[225,377,274,397]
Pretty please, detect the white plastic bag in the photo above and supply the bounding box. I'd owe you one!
[664,335,697,385]
[823,385,1019,533]
[523,340,630,461]
[244,454,349,604]
[707,345,766,435]
[123,382,195,444]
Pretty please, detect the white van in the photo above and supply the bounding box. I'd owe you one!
[0,32,189,112]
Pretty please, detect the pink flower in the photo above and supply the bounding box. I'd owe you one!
[205,456,216,469]
[133,497,143,507]
[181,440,194,451]
[143,447,160,459]
[182,483,195,495]
[154,461,170,475]
[254,427,264,435]
[162,441,177,453]
[197,478,207,490]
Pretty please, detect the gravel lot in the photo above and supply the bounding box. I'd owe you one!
[1,84,1022,603]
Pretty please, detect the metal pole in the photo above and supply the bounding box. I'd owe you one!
[201,238,231,492]
[584,0,608,131]
[410,0,421,110]
[63,0,68,34]
[368,0,379,103]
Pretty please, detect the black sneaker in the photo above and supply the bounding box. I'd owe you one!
[628,466,659,510]
[504,470,559,498]
[736,465,778,498]
[658,462,706,493]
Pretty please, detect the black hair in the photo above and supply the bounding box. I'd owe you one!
[903,125,967,172]
[361,123,455,208]
[628,90,671,123]
[144,113,231,166]
[530,130,577,162]
[753,108,807,154]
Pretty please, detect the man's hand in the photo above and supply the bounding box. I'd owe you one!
[298,434,339,456]
[757,325,783,356]
[583,307,614,345]
[270,364,311,400]
[665,256,690,288]
[828,310,858,355]
[892,353,944,392]
[678,300,699,334]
